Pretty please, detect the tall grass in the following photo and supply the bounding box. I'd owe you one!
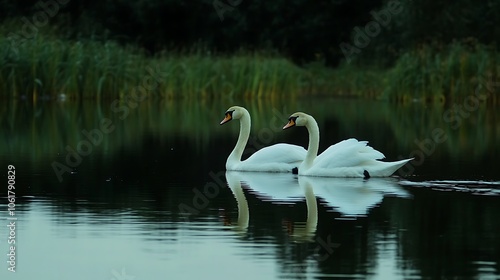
[0,33,308,100]
[1,29,499,102]
[382,43,500,103]
[0,35,147,100]
[156,53,304,99]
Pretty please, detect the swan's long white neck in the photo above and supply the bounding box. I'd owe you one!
[301,115,320,171]
[227,111,251,167]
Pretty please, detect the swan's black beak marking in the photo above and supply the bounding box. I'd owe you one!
[220,111,234,125]
[283,116,297,130]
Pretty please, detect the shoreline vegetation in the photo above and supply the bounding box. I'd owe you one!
[0,32,498,104]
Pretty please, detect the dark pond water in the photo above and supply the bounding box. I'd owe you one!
[1,98,499,280]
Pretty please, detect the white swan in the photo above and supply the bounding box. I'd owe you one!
[283,112,412,177]
[221,106,306,172]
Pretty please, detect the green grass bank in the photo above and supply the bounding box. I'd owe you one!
[1,32,498,103]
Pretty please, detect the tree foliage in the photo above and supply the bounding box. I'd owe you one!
[1,0,499,66]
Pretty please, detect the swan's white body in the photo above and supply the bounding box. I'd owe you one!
[283,112,412,177]
[221,106,306,172]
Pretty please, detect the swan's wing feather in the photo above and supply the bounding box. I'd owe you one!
[245,143,307,164]
[314,138,385,168]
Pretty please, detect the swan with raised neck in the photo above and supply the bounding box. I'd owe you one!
[220,106,306,172]
[283,112,412,177]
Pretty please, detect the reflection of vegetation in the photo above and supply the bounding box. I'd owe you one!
[380,189,500,279]
[0,99,222,162]
[2,99,498,172]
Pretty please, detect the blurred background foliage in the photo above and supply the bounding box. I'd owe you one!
[0,0,499,101]
[1,0,498,66]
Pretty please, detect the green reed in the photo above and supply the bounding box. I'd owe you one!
[0,33,309,100]
[1,28,499,103]
[155,53,305,99]
[382,43,499,103]
[0,34,147,100]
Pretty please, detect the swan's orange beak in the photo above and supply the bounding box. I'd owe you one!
[283,119,295,130]
[220,113,232,125]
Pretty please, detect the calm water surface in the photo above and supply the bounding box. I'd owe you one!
[1,98,499,280]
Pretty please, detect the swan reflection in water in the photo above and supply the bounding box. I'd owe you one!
[225,171,250,234]
[224,170,313,234]
[227,171,303,204]
[286,177,318,242]
[299,176,411,218]
[225,171,318,241]
[224,171,411,238]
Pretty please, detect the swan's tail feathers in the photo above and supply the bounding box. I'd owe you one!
[359,144,386,160]
[370,158,413,177]
[344,138,386,160]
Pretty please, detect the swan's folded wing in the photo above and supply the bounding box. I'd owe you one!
[244,143,307,164]
[314,138,385,168]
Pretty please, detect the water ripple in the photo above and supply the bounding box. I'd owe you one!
[399,180,500,196]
